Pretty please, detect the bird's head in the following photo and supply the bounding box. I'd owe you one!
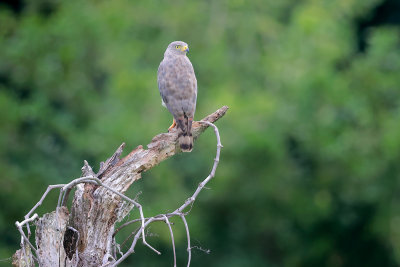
[165,41,189,57]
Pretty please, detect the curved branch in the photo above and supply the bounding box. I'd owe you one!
[13,105,229,267]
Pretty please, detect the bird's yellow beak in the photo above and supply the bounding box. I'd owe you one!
[181,45,189,53]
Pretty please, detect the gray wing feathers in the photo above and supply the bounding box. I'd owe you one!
[157,56,197,119]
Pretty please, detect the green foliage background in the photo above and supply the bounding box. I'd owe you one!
[1,0,400,266]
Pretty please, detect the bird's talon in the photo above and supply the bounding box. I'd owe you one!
[168,119,176,132]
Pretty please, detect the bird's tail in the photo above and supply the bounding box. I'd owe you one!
[176,115,193,152]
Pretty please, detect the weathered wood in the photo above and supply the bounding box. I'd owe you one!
[35,207,69,266]
[13,106,228,267]
[69,106,228,267]
[12,246,34,267]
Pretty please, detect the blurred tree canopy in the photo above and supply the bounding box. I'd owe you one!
[1,0,400,266]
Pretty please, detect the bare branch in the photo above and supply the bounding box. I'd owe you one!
[16,214,39,229]
[164,215,177,267]
[24,185,64,236]
[98,143,126,178]
[112,217,157,266]
[175,120,223,214]
[113,120,223,266]
[13,106,228,267]
[180,215,191,267]
[191,246,211,254]
[15,214,39,259]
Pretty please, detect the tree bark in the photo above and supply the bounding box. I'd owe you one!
[13,106,228,267]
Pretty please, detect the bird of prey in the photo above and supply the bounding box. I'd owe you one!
[157,41,197,152]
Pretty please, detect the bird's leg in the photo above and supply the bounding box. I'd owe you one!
[168,118,176,132]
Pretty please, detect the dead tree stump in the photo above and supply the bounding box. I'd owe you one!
[13,106,228,267]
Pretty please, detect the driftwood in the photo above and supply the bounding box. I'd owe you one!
[13,106,228,267]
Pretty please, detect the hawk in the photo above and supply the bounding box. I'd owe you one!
[157,41,197,152]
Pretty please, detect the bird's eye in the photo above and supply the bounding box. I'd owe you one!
[175,45,181,49]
